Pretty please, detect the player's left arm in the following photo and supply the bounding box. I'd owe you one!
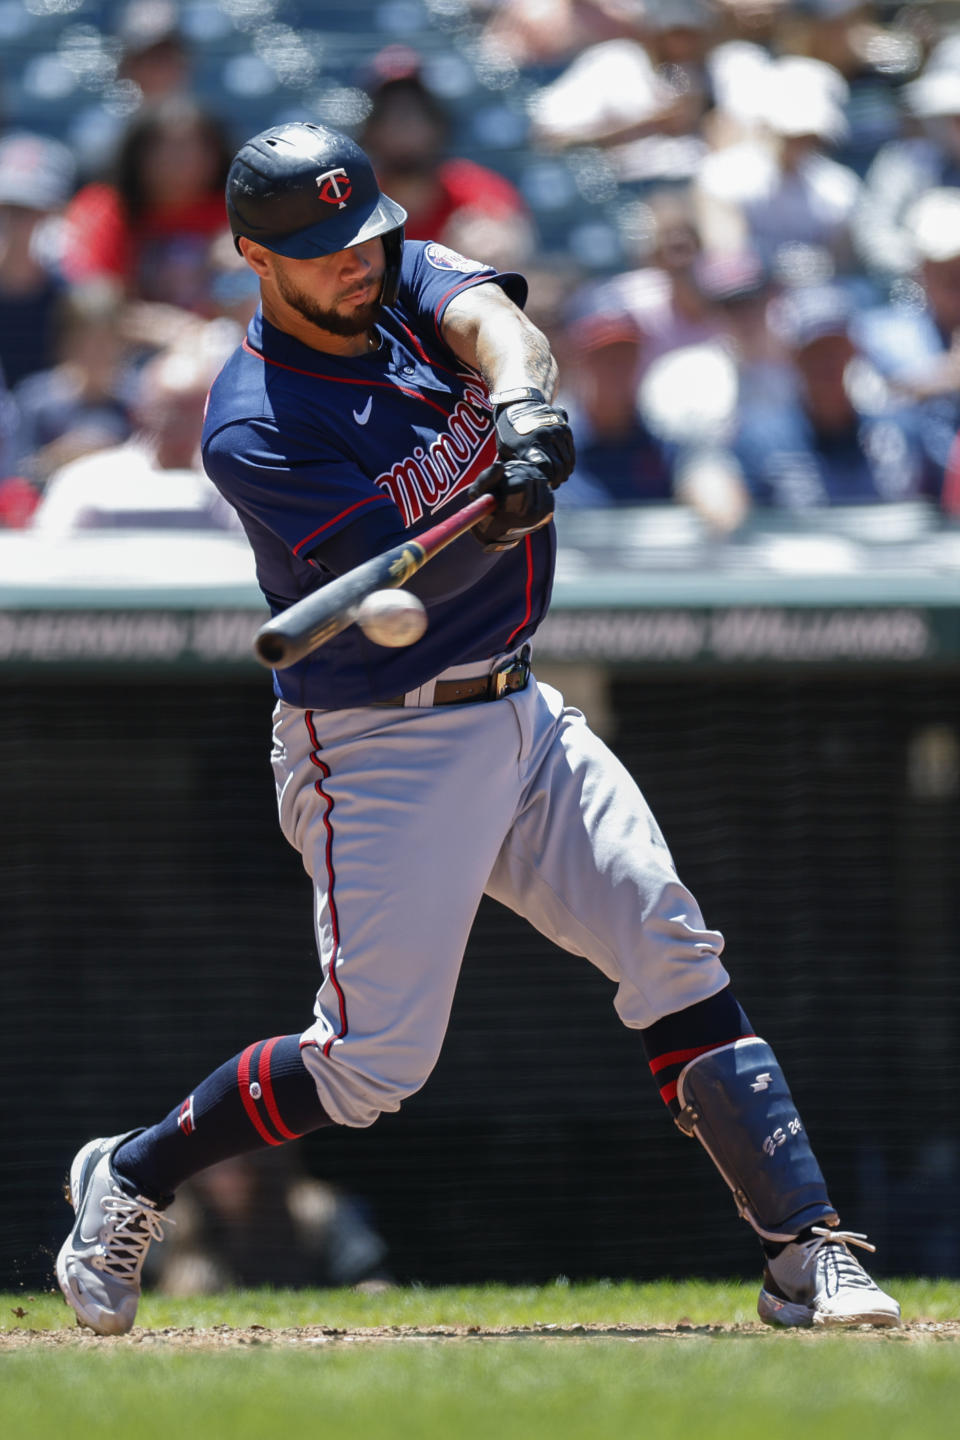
[440,282,575,488]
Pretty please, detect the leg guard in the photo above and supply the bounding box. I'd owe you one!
[675,1037,838,1242]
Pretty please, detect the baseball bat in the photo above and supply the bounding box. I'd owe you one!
[254,492,497,669]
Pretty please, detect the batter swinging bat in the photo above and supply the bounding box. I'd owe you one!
[254,492,496,669]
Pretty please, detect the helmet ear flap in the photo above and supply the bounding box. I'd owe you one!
[380,226,405,307]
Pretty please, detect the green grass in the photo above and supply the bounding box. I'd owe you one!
[3,1276,959,1331]
[4,1341,960,1440]
[3,1282,960,1440]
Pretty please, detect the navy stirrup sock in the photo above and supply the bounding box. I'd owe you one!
[640,986,755,1116]
[113,1034,332,1202]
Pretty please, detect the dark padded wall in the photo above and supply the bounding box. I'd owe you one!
[3,668,958,1289]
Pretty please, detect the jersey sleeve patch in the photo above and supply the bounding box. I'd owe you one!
[423,242,490,274]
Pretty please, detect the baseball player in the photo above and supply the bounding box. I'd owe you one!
[56,122,899,1335]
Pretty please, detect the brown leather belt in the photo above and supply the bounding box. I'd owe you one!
[373,647,531,708]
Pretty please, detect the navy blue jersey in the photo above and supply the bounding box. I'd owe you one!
[202,240,555,708]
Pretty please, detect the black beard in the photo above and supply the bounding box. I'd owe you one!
[275,267,383,337]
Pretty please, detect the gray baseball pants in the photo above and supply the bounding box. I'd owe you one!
[271,673,729,1128]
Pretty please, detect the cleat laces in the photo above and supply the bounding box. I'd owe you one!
[92,1193,172,1282]
[800,1227,878,1292]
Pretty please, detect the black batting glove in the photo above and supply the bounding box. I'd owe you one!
[468,459,555,552]
[492,393,575,489]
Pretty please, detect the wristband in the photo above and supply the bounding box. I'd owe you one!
[488,386,547,412]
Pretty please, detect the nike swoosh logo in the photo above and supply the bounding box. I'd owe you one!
[353,396,373,425]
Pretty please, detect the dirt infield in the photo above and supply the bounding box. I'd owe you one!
[3,1320,959,1350]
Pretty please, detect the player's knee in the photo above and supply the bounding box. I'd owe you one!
[613,888,729,1027]
[321,1076,427,1129]
[300,1043,434,1129]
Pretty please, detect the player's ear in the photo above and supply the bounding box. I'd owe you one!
[237,237,272,279]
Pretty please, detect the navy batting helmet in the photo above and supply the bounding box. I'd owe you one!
[226,121,407,305]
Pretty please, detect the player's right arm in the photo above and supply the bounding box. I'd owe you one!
[439,281,575,489]
[431,281,574,550]
[441,279,560,406]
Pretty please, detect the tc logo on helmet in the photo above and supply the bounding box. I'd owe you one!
[316,167,352,208]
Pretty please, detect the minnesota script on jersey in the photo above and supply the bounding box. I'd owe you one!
[202,242,555,708]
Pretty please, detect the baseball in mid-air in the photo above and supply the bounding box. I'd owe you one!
[355,588,428,647]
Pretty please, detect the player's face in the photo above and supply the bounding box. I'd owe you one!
[270,238,386,338]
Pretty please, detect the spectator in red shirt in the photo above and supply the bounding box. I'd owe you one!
[941,430,960,514]
[359,47,533,270]
[62,98,232,313]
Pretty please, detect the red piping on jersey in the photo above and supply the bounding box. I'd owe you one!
[393,317,484,389]
[292,495,389,556]
[305,711,348,1056]
[257,1036,303,1141]
[238,1043,284,1145]
[241,337,450,417]
[396,318,431,364]
[504,535,534,648]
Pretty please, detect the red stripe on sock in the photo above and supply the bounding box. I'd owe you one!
[647,1035,755,1076]
[257,1036,303,1142]
[237,1043,284,1146]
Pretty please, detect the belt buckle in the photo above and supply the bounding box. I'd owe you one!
[492,645,531,699]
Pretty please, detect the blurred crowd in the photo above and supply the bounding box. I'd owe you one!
[3,0,960,534]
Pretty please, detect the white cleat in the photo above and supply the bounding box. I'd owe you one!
[56,1133,172,1336]
[758,1226,900,1328]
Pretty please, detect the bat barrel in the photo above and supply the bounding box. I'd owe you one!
[253,540,426,669]
[254,627,301,668]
